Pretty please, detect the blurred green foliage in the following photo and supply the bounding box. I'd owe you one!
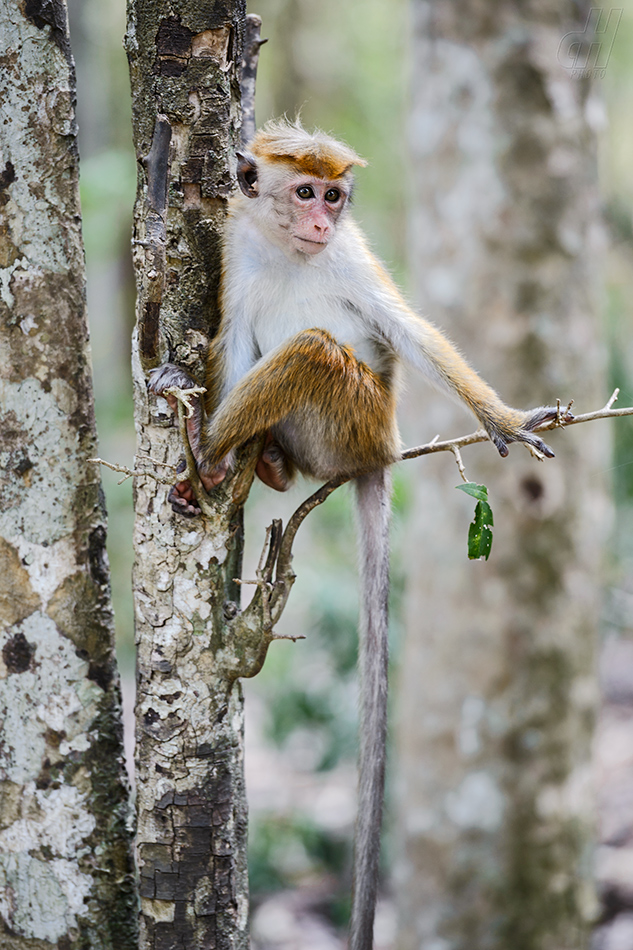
[602,1,633,510]
[80,149,137,261]
[249,813,350,923]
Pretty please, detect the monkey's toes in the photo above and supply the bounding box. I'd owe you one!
[529,436,555,459]
[199,461,230,491]
[148,363,196,400]
[168,482,202,518]
[492,434,510,458]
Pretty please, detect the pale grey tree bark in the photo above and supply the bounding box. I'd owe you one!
[124,4,273,947]
[0,2,136,946]
[394,3,607,948]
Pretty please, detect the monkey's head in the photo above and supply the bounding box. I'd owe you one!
[236,119,366,257]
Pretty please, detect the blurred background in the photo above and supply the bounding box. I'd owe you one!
[66,1,633,947]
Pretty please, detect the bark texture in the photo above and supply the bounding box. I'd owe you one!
[395,3,607,948]
[0,2,136,947]
[125,3,259,948]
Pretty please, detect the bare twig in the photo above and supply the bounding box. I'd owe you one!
[450,444,468,482]
[606,388,620,410]
[234,520,304,642]
[164,384,207,419]
[135,453,181,470]
[553,389,631,426]
[88,457,175,486]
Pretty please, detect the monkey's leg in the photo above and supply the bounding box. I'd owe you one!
[197,328,397,481]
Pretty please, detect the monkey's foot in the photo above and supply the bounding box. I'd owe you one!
[256,437,294,492]
[167,460,231,517]
[148,363,205,417]
[202,458,231,488]
[168,479,202,518]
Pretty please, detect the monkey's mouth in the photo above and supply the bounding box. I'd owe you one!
[294,236,328,253]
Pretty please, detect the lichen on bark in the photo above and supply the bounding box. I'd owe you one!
[0,1,136,945]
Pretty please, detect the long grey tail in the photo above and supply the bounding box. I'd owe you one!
[349,467,391,950]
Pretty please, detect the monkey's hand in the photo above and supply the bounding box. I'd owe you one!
[485,405,574,459]
[148,363,202,413]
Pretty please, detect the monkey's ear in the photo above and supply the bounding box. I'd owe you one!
[236,150,259,198]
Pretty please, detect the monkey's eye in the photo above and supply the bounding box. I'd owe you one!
[324,188,341,203]
[296,185,314,200]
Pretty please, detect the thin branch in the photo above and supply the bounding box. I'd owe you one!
[261,389,633,630]
[164,384,207,418]
[450,444,468,482]
[88,457,175,486]
[240,14,267,147]
[402,390,633,462]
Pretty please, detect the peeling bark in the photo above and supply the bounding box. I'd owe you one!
[125,3,256,947]
[0,2,136,947]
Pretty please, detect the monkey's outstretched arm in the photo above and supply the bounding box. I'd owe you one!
[391,312,560,457]
[360,260,564,457]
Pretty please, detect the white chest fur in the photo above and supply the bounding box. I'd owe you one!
[222,213,383,374]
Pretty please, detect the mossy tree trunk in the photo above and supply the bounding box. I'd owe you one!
[124,3,274,947]
[0,2,136,946]
[395,3,607,948]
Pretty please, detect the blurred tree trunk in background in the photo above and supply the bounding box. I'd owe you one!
[394,3,608,948]
[0,2,136,946]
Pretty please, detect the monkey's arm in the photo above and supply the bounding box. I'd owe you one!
[389,311,559,457]
[357,256,562,458]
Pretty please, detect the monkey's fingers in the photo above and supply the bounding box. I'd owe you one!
[490,432,511,458]
[524,404,575,429]
[520,431,555,459]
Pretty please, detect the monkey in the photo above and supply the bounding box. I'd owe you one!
[148,118,564,950]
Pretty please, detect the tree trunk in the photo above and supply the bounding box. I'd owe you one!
[124,4,267,948]
[395,3,607,948]
[0,3,136,947]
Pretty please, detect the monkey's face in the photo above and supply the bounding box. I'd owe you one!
[236,151,353,258]
[284,176,349,255]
